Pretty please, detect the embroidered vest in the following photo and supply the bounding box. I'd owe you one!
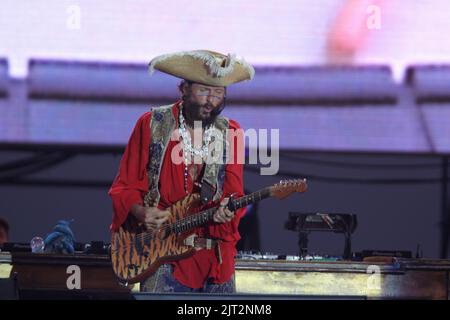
[143,103,230,207]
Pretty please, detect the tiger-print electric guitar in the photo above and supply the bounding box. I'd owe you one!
[111,179,307,284]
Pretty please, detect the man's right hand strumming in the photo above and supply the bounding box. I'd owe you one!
[131,204,171,231]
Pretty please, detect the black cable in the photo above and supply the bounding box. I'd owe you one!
[0,151,56,172]
[277,153,444,169]
[0,153,74,181]
[0,178,110,188]
[244,165,442,184]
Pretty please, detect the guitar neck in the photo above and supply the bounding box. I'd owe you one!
[228,187,271,211]
[171,187,272,234]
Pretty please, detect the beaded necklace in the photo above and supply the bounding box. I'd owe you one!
[178,105,214,194]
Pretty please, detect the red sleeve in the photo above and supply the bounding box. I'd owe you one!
[208,119,246,242]
[109,112,151,231]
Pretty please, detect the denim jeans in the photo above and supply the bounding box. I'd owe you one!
[140,264,235,293]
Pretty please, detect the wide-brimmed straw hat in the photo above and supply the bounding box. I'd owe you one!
[148,50,254,87]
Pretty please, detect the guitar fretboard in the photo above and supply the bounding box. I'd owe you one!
[170,187,272,234]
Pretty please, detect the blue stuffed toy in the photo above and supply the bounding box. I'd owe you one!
[43,220,75,254]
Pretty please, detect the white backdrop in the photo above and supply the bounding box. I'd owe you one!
[1,0,450,80]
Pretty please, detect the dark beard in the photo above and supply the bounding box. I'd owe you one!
[182,97,223,128]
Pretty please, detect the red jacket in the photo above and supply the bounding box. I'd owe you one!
[109,101,246,288]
